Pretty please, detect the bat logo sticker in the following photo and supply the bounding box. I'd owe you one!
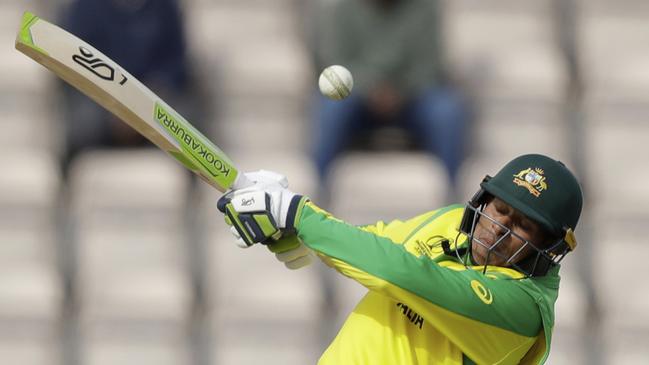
[72,46,128,85]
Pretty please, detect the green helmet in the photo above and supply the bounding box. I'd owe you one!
[481,153,583,248]
[458,154,583,276]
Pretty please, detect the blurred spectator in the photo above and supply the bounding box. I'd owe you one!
[58,0,198,173]
[308,0,472,201]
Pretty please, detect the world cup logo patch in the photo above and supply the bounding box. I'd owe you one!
[513,168,548,197]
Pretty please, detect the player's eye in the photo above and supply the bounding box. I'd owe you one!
[494,202,509,215]
[518,219,536,232]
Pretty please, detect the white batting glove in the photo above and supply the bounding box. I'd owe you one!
[244,170,289,189]
[243,170,299,229]
[217,170,313,269]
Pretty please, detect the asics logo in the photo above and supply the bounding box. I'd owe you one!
[471,280,493,305]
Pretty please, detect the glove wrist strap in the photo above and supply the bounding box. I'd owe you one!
[285,195,308,233]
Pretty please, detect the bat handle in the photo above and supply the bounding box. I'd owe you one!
[231,171,254,190]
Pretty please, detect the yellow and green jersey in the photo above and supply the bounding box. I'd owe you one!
[295,202,560,365]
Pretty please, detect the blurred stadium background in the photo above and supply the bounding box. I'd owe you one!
[1,0,648,364]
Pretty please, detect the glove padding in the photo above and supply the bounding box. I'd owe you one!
[225,220,313,268]
[218,170,313,269]
[267,235,313,270]
[217,170,307,247]
[218,189,281,246]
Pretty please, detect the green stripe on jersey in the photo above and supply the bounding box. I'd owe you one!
[403,204,463,243]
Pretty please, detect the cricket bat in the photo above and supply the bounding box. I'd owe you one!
[15,11,251,192]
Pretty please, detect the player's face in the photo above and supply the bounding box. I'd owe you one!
[471,198,547,267]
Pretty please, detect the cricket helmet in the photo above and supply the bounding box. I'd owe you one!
[458,154,583,276]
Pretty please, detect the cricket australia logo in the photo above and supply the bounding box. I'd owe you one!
[72,46,128,85]
[513,167,547,197]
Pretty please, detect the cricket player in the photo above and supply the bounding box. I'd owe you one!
[217,154,583,364]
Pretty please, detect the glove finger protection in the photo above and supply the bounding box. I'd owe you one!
[241,170,297,228]
[217,188,282,247]
[229,225,249,249]
[217,170,308,258]
[267,235,313,270]
[220,203,247,246]
[222,202,313,268]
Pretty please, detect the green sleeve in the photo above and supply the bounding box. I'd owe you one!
[296,202,543,338]
[356,209,447,242]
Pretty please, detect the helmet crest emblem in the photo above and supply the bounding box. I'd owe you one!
[513,168,548,197]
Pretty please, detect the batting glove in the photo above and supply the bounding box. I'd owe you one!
[217,170,308,246]
[225,224,313,269]
[218,187,283,246]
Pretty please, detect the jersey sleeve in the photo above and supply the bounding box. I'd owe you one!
[296,202,545,364]
[356,209,444,242]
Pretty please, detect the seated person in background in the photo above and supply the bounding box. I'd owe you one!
[308,0,472,201]
[58,0,192,172]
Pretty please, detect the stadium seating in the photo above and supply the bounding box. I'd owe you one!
[2,0,648,363]
[67,150,191,364]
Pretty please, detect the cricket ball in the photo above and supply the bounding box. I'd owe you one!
[318,65,353,100]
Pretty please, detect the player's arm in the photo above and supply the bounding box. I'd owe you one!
[218,180,548,364]
[217,170,313,269]
[355,209,442,242]
[218,177,543,334]
[296,201,547,364]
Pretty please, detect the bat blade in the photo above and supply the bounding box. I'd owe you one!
[15,11,249,192]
